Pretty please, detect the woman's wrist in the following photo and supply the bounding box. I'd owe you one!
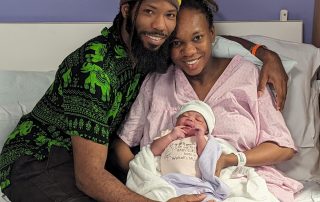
[223,153,238,167]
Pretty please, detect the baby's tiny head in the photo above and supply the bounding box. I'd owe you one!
[176,100,215,135]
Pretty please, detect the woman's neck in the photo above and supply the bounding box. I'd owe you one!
[186,57,230,100]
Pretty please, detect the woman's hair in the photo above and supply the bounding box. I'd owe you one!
[179,0,219,28]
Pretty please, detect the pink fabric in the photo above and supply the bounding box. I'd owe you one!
[118,55,303,201]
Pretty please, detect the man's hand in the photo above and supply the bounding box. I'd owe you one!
[168,194,214,202]
[257,48,288,111]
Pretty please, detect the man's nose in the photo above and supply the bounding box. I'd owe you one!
[151,15,166,32]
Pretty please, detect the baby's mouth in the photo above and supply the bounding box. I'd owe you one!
[183,126,197,137]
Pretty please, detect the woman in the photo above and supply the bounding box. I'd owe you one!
[115,0,303,201]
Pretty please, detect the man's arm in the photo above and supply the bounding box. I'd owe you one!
[113,138,135,172]
[221,35,288,111]
[72,136,207,202]
[72,136,151,202]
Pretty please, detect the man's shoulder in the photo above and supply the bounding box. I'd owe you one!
[82,35,109,50]
[81,26,122,50]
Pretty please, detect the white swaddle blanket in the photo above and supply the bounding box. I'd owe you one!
[215,138,279,202]
[126,138,279,202]
[126,145,176,201]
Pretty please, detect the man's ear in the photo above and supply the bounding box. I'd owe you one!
[121,3,130,19]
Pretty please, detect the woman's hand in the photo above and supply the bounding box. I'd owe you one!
[215,153,237,176]
[215,154,228,176]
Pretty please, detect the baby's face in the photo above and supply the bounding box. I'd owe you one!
[176,111,208,135]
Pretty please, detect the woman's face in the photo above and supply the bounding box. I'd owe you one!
[170,8,215,76]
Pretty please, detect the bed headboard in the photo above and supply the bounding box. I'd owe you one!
[0,21,303,71]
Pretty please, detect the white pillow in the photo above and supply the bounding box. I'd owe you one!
[213,36,297,74]
[241,35,320,148]
[0,70,56,149]
[214,35,320,182]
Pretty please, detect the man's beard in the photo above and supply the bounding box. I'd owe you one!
[126,16,172,74]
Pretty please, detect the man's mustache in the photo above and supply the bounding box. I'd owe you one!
[140,31,168,38]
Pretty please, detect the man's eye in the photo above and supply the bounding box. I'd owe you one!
[143,9,153,15]
[166,13,177,19]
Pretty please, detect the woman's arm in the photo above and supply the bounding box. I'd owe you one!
[242,142,294,166]
[215,65,295,176]
[215,142,294,176]
[221,35,288,111]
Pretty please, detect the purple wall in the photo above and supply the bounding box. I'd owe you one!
[215,0,315,43]
[0,0,315,43]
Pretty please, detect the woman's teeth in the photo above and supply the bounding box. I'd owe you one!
[186,59,199,65]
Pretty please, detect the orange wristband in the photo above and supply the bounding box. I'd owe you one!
[250,44,265,56]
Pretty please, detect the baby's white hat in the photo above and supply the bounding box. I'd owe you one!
[176,100,215,134]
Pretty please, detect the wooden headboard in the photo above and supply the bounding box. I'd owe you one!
[0,21,303,71]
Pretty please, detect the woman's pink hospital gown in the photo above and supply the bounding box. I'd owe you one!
[118,55,303,202]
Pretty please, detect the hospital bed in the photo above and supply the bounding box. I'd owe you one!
[0,20,319,201]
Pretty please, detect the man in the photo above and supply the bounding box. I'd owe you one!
[0,0,287,201]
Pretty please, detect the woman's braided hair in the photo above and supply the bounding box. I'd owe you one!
[180,0,219,28]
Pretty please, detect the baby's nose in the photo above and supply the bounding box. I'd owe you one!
[186,119,195,126]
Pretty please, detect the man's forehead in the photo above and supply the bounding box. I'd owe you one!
[120,0,181,10]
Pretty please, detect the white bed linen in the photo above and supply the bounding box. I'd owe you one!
[294,181,320,202]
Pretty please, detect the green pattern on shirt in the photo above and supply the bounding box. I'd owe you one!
[0,26,146,190]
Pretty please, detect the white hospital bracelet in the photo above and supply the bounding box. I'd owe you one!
[233,152,246,167]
